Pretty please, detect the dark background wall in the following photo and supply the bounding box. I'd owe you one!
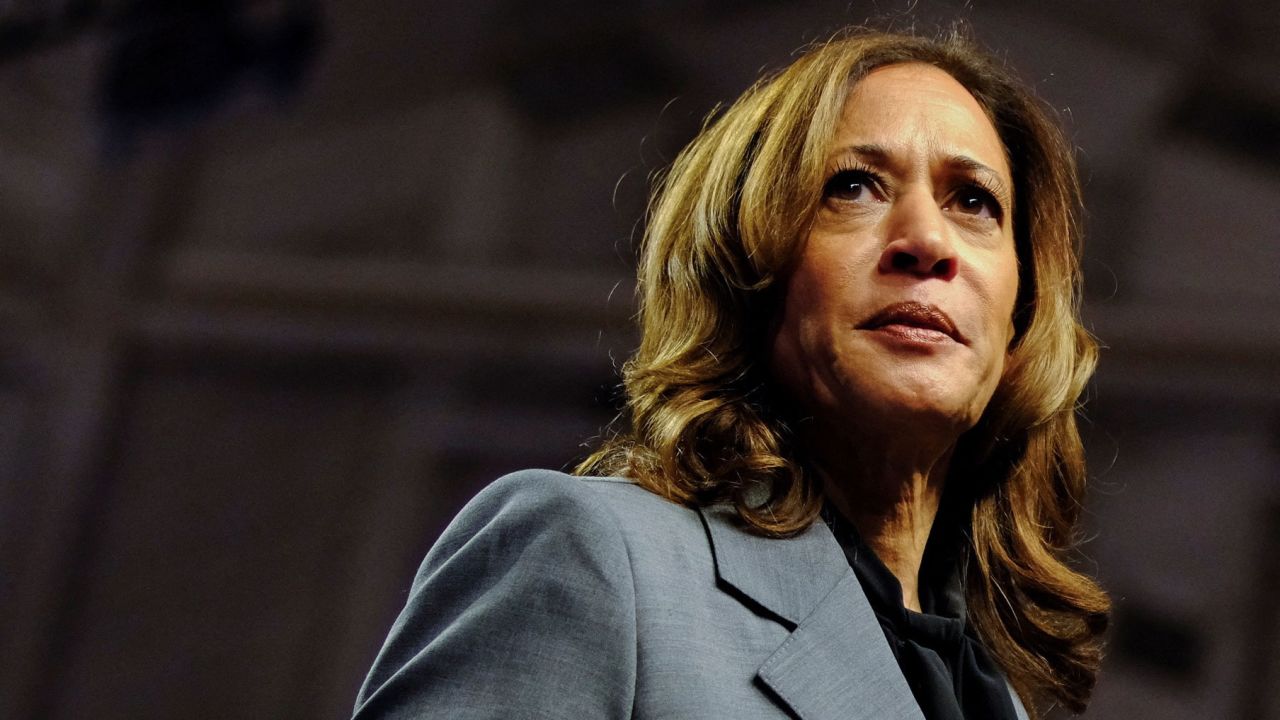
[1,1,1278,718]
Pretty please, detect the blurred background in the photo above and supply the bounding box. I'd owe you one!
[1,0,1277,718]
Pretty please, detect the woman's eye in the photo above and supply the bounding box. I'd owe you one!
[822,170,878,202]
[947,186,1002,220]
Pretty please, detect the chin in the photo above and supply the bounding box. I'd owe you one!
[839,370,994,439]
[879,394,982,436]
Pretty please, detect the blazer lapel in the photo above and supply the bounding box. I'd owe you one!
[699,506,925,720]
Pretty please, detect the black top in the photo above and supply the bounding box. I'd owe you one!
[824,507,1019,720]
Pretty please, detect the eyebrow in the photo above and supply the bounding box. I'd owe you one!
[830,143,1014,206]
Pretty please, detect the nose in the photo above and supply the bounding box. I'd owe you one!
[877,191,957,280]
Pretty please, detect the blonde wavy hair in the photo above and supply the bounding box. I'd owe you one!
[577,27,1109,716]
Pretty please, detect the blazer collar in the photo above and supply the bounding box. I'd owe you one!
[698,505,926,720]
[698,505,846,626]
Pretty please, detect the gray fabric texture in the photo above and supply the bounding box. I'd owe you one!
[353,469,1030,720]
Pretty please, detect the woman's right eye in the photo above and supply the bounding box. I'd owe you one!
[822,169,878,202]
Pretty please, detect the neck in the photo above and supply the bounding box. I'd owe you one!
[814,434,954,613]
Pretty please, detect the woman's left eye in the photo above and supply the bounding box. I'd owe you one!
[946,186,1002,221]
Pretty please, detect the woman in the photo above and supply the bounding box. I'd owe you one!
[353,27,1109,720]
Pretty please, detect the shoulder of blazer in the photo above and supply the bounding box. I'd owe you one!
[355,468,646,719]
[424,468,710,586]
[450,468,697,539]
[471,468,706,528]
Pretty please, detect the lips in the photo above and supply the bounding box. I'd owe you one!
[858,302,965,343]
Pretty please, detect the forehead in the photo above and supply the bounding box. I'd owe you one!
[834,63,1010,179]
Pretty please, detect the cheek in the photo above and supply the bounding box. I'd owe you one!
[775,259,843,333]
[767,268,849,401]
[994,244,1021,348]
[769,281,824,372]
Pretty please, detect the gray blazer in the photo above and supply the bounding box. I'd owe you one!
[353,469,1030,719]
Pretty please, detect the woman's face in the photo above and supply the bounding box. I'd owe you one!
[768,62,1020,441]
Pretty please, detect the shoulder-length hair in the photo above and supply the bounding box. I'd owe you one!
[578,27,1109,716]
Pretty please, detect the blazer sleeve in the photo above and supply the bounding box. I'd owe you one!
[352,470,639,719]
